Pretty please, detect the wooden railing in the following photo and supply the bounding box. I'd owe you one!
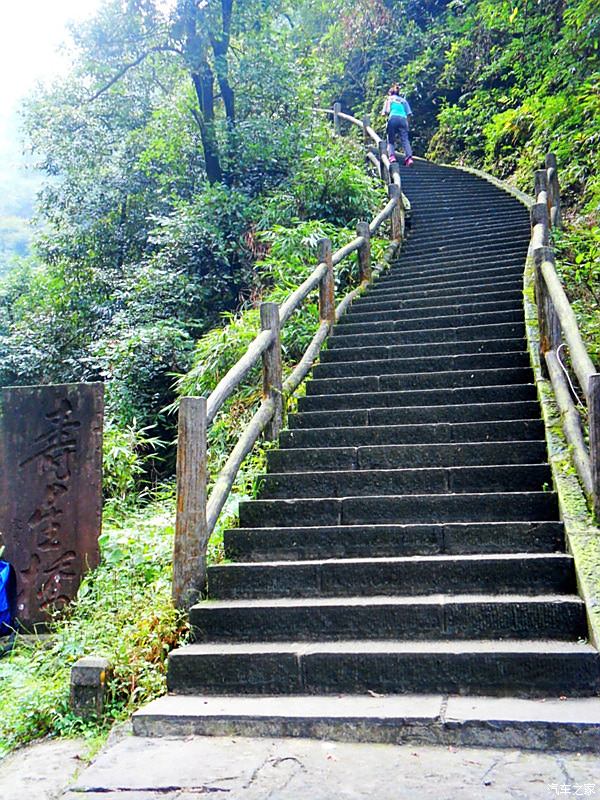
[172,107,406,608]
[530,154,599,517]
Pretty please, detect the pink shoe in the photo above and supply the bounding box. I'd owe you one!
[389,153,397,163]
[405,157,414,167]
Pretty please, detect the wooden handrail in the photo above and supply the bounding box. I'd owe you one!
[529,154,599,516]
[206,328,274,425]
[172,103,406,607]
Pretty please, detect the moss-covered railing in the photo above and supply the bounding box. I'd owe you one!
[172,109,406,608]
[529,156,600,517]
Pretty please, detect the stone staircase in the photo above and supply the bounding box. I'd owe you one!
[135,160,600,749]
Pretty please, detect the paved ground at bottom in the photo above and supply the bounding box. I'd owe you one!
[0,738,88,800]
[58,735,600,800]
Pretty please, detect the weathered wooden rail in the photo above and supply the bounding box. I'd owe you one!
[530,155,600,517]
[172,107,406,608]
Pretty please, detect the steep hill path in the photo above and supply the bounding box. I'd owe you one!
[135,159,600,750]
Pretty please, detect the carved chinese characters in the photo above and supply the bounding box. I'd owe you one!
[0,383,103,628]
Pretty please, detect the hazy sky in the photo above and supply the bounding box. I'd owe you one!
[0,0,101,154]
[0,1,101,107]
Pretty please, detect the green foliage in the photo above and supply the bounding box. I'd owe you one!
[0,502,187,756]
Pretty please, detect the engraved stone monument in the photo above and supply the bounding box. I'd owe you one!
[0,383,103,629]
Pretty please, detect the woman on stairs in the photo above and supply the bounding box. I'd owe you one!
[381,84,414,167]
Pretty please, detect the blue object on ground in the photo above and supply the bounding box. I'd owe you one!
[0,560,16,636]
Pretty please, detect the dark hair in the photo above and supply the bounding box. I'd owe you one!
[388,83,401,95]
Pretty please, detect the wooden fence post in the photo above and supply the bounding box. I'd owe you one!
[333,102,341,135]
[534,169,548,206]
[356,221,371,283]
[389,162,404,237]
[260,302,283,440]
[388,184,402,241]
[590,373,600,519]
[173,396,208,610]
[545,153,562,230]
[378,140,389,184]
[318,237,335,326]
[362,115,371,147]
[533,246,561,369]
[530,202,550,248]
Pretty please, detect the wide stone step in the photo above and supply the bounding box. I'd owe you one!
[411,209,527,227]
[329,322,526,350]
[268,440,548,473]
[289,401,540,430]
[367,267,524,296]
[305,367,533,397]
[335,308,524,336]
[359,278,521,305]
[208,553,575,600]
[313,351,529,379]
[190,595,586,643]
[299,384,536,413]
[379,252,526,282]
[261,464,551,499]
[133,693,600,752]
[321,338,527,364]
[165,640,600,697]
[339,298,522,326]
[400,230,529,254]
[280,418,543,449]
[352,285,522,312]
[224,521,565,562]
[238,491,559,528]
[400,238,529,260]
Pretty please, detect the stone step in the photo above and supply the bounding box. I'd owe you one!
[280,419,543,449]
[261,463,552,499]
[298,383,536,412]
[378,253,526,282]
[321,337,527,363]
[190,595,586,643]
[313,351,530,380]
[305,367,533,397]
[367,267,523,296]
[289,401,540,430]
[267,440,548,473]
[208,553,575,600]
[360,278,521,304]
[132,693,600,752]
[400,229,529,253]
[224,521,565,562]
[339,298,522,327]
[351,285,522,312]
[329,322,525,350]
[238,491,559,528]
[334,308,524,336]
[165,640,600,697]
[400,237,529,259]
[411,210,527,227]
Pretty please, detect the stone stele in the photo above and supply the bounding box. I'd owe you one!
[0,382,103,629]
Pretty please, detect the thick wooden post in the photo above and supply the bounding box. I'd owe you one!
[546,153,562,229]
[173,396,208,610]
[318,237,335,326]
[590,373,600,519]
[530,202,549,248]
[333,102,341,135]
[362,115,371,147]
[388,184,402,241]
[260,302,283,440]
[533,247,561,366]
[378,140,389,184]
[534,169,548,206]
[389,162,404,237]
[356,221,371,283]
